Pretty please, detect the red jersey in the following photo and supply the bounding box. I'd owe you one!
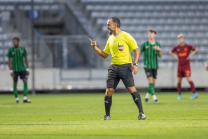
[171,44,196,66]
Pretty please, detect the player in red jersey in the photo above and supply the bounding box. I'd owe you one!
[169,34,199,99]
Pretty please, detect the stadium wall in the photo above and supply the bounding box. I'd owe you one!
[0,67,207,92]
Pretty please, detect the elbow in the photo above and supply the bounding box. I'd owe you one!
[102,55,107,59]
[103,56,108,59]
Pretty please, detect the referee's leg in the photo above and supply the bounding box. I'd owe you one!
[120,64,144,115]
[127,86,144,114]
[104,65,119,119]
[104,88,115,117]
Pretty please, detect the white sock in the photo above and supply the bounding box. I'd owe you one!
[152,95,157,100]
[16,98,19,101]
[145,92,150,99]
[23,96,27,100]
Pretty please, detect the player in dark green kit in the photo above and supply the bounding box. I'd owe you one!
[8,37,31,103]
[140,29,162,103]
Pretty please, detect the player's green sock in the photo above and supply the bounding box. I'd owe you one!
[149,83,155,95]
[23,82,28,98]
[13,83,18,98]
[148,87,150,94]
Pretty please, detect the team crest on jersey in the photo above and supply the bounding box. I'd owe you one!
[177,49,180,51]
[118,43,124,51]
[12,52,15,55]
[184,48,188,51]
[114,40,116,43]
[146,46,149,48]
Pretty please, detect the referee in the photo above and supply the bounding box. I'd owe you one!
[89,17,146,120]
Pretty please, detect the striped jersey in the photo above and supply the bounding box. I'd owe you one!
[140,41,161,69]
[7,46,27,72]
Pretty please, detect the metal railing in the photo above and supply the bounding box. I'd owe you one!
[14,6,53,68]
[43,35,95,68]
[64,4,103,68]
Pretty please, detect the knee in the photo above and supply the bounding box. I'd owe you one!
[106,88,114,96]
[185,76,191,82]
[178,79,182,84]
[187,78,192,82]
[127,86,136,94]
[23,79,27,82]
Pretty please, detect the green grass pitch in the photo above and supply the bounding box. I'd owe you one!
[0,92,208,139]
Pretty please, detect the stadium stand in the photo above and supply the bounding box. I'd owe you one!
[0,0,208,69]
[0,0,63,69]
[70,0,208,68]
[0,0,208,90]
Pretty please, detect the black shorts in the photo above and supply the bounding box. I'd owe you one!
[13,71,28,82]
[144,68,157,79]
[106,64,135,89]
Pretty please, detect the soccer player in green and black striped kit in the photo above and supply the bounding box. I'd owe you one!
[7,37,31,103]
[140,29,162,103]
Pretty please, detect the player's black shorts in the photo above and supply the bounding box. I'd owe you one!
[13,71,28,82]
[106,64,135,89]
[144,68,157,79]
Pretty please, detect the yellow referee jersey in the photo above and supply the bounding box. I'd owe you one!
[103,31,138,65]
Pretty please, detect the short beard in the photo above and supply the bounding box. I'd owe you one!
[109,30,113,35]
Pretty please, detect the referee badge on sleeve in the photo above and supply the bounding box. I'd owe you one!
[118,43,124,51]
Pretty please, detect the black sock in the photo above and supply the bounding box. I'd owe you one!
[131,91,144,113]
[104,96,112,116]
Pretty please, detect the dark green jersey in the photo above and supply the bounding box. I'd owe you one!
[7,46,27,72]
[140,41,161,69]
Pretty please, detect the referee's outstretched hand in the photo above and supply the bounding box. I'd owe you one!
[89,38,97,47]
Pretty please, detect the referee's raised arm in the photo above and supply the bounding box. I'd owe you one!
[89,38,109,59]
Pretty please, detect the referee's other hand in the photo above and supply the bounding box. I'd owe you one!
[132,65,138,75]
[89,38,97,47]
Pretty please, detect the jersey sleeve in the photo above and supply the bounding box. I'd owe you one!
[189,45,196,51]
[158,43,161,48]
[23,47,27,57]
[140,43,145,52]
[103,39,110,55]
[126,33,138,50]
[171,46,177,53]
[7,48,12,58]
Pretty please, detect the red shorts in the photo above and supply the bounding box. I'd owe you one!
[177,64,191,77]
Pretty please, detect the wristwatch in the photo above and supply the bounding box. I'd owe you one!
[133,63,138,66]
